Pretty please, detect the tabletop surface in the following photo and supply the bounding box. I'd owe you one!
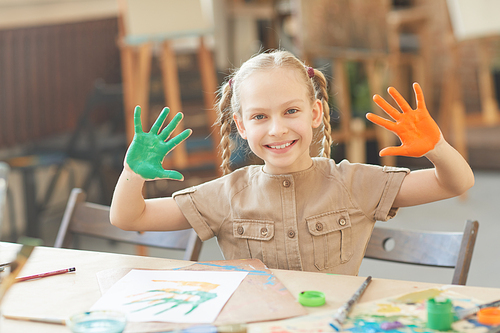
[1,242,499,333]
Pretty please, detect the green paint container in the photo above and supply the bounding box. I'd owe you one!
[427,298,453,331]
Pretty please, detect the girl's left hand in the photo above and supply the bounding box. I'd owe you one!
[366,82,441,157]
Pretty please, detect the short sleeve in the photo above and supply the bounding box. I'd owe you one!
[375,166,410,221]
[172,178,232,241]
[336,161,409,222]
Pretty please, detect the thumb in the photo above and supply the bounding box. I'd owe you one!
[159,169,184,181]
[379,146,404,157]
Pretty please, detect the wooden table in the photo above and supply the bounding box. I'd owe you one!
[1,242,499,333]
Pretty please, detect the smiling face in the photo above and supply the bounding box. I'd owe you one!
[234,68,323,174]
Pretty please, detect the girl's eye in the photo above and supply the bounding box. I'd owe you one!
[286,108,298,115]
[253,114,265,120]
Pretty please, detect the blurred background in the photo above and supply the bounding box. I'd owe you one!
[0,0,499,287]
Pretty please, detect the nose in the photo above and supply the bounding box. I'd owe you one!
[269,117,288,137]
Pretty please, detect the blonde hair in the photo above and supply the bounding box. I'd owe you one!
[215,50,332,175]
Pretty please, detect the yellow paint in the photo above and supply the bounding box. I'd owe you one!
[376,303,401,313]
[152,280,220,292]
[393,288,443,303]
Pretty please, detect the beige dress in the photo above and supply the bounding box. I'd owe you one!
[173,157,409,275]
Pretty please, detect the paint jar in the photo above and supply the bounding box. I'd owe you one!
[477,307,500,325]
[298,291,326,307]
[68,310,127,333]
[427,298,453,331]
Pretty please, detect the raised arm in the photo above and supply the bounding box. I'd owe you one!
[110,106,192,231]
[366,83,474,207]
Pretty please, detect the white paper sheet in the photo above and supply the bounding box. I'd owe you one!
[90,269,248,323]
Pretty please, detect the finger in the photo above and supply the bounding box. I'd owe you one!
[412,82,427,110]
[388,87,412,113]
[379,146,405,157]
[163,129,192,152]
[160,169,184,181]
[366,113,397,132]
[373,94,401,121]
[133,106,143,134]
[150,107,169,135]
[159,112,184,141]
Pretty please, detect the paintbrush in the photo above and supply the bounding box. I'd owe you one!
[455,299,500,320]
[330,276,372,331]
[2,314,67,325]
[0,243,36,303]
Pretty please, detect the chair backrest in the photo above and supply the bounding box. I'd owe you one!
[54,188,202,261]
[364,220,479,285]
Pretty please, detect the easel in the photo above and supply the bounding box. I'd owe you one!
[439,0,500,161]
[296,0,396,165]
[117,0,222,173]
[117,0,221,256]
[326,48,396,166]
[385,2,433,112]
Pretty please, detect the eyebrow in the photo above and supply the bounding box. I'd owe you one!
[244,99,306,112]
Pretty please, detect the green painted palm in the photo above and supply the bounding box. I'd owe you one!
[126,106,191,180]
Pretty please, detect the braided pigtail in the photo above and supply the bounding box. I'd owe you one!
[215,81,234,175]
[310,68,332,158]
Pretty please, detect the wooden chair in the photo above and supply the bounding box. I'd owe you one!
[364,220,479,285]
[54,188,202,261]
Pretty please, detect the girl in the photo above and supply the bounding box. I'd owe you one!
[110,50,474,275]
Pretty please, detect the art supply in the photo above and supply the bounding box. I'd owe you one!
[0,240,38,303]
[3,314,67,325]
[380,321,404,330]
[426,298,453,331]
[477,307,500,325]
[16,267,76,282]
[455,299,500,320]
[298,291,326,307]
[329,276,372,331]
[67,310,127,333]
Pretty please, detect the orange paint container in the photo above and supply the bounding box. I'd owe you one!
[478,307,500,325]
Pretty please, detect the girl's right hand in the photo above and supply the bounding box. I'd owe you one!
[125,106,192,180]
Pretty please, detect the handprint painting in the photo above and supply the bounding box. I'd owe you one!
[125,280,219,316]
[90,270,248,323]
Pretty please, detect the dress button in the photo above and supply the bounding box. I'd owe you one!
[260,227,268,236]
[282,179,291,187]
[338,218,346,226]
[237,226,244,235]
[315,222,323,231]
[287,229,296,238]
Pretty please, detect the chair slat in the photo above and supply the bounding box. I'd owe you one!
[55,188,202,261]
[364,220,479,285]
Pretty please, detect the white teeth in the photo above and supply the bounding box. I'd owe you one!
[269,142,292,149]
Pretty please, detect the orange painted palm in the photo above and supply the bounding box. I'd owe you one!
[366,82,441,157]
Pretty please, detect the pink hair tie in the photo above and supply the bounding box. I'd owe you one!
[306,67,315,78]
[228,78,233,88]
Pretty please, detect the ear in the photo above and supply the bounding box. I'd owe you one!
[233,113,247,139]
[311,99,323,128]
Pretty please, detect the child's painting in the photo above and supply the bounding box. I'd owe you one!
[90,269,247,323]
[248,287,493,333]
